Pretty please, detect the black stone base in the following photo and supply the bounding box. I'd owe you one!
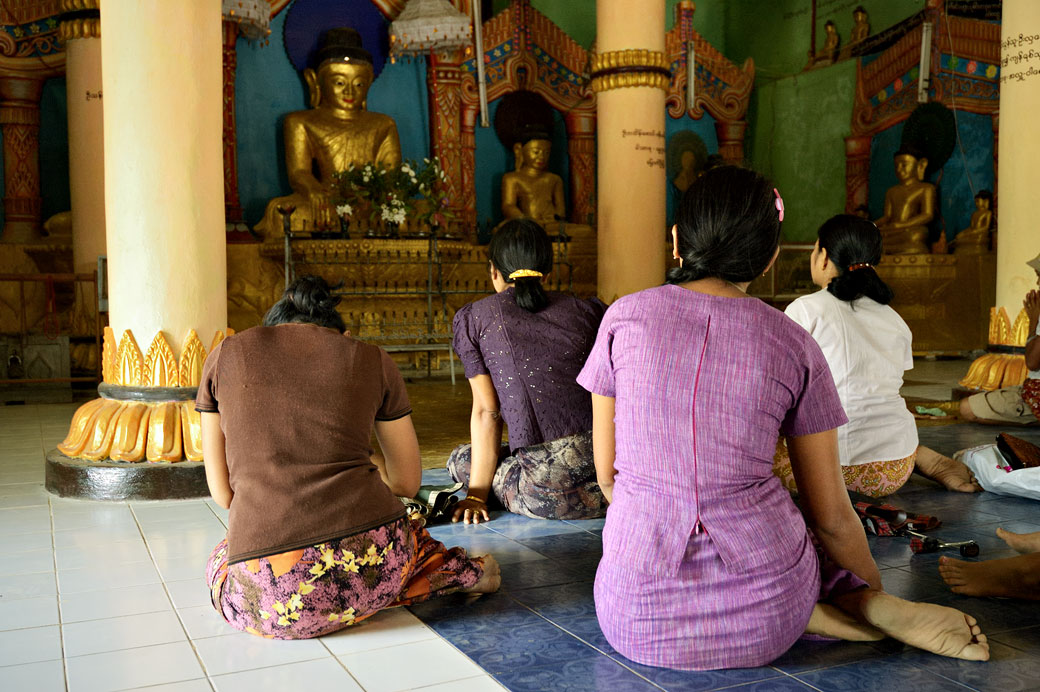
[45,449,210,501]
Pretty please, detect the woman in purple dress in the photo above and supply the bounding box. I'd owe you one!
[447,219,607,523]
[577,166,989,670]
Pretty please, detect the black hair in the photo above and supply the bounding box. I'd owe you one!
[817,214,894,305]
[488,218,553,313]
[668,165,782,285]
[975,189,993,202]
[262,275,347,333]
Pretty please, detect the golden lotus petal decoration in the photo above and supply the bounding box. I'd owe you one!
[1011,308,1031,348]
[146,402,183,462]
[102,326,117,384]
[109,403,151,462]
[181,402,203,461]
[144,332,179,387]
[991,307,1012,346]
[179,330,207,388]
[115,330,144,387]
[58,397,108,457]
[81,400,126,461]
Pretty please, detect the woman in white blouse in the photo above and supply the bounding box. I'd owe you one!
[778,214,979,497]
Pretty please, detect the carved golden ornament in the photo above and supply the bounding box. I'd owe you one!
[180,330,208,388]
[60,0,100,10]
[57,18,100,41]
[1010,308,1031,347]
[144,332,179,387]
[590,49,671,93]
[989,307,1011,346]
[102,325,116,383]
[59,326,229,462]
[115,330,144,387]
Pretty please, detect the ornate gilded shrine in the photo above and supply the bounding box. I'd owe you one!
[842,1,1000,354]
[665,1,754,163]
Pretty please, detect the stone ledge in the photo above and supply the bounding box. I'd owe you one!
[45,449,209,501]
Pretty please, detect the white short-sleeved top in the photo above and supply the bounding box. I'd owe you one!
[784,289,918,466]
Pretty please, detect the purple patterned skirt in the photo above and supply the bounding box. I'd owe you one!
[206,516,483,639]
[446,430,607,520]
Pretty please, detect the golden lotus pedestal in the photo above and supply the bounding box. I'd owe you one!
[876,253,996,354]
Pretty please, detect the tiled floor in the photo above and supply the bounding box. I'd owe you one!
[2,360,1040,691]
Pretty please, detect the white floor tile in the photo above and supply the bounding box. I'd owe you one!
[0,547,54,576]
[146,531,227,562]
[337,638,484,692]
[193,632,331,676]
[0,659,66,691]
[60,582,172,623]
[63,610,187,658]
[122,681,212,692]
[210,657,362,692]
[415,676,508,692]
[53,525,143,548]
[0,505,51,535]
[0,570,57,600]
[130,501,216,524]
[154,555,204,583]
[58,560,160,595]
[0,468,46,484]
[165,578,212,609]
[0,594,59,631]
[55,539,151,571]
[51,505,135,532]
[0,624,62,667]
[65,640,204,692]
[0,483,50,510]
[321,607,438,656]
[177,605,233,640]
[0,529,52,554]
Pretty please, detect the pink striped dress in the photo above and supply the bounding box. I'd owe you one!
[577,284,852,670]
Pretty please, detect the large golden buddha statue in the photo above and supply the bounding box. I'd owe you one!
[501,130,565,226]
[875,146,934,254]
[255,28,401,236]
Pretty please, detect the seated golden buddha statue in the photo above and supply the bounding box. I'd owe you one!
[502,129,566,227]
[875,146,935,254]
[953,189,993,254]
[255,28,401,237]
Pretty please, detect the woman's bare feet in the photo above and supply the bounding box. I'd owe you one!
[996,528,1040,554]
[854,591,989,661]
[939,554,1040,600]
[806,603,884,641]
[463,554,501,594]
[914,446,981,493]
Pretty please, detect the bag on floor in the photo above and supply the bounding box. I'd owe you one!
[956,443,1040,501]
[399,482,463,525]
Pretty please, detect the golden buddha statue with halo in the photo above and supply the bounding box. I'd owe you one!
[953,189,993,254]
[501,129,566,226]
[875,145,934,254]
[255,28,401,237]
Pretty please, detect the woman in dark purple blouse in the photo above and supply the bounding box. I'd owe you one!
[447,219,607,524]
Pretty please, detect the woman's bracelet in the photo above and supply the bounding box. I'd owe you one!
[464,495,487,505]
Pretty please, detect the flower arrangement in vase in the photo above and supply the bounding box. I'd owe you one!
[332,158,454,238]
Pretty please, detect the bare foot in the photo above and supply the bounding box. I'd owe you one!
[806,603,884,641]
[939,554,1040,600]
[857,591,989,661]
[463,554,501,594]
[996,528,1040,554]
[914,446,981,493]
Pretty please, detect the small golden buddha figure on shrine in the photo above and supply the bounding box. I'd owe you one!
[851,6,870,43]
[255,28,401,236]
[821,21,840,62]
[501,129,566,226]
[875,146,935,254]
[953,189,993,255]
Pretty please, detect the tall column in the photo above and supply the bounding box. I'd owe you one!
[428,52,467,229]
[844,135,872,213]
[593,0,668,302]
[564,110,596,226]
[0,76,44,243]
[222,19,244,226]
[56,0,227,471]
[997,2,1040,312]
[60,0,106,275]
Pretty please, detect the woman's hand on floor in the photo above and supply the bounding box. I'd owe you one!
[453,497,490,524]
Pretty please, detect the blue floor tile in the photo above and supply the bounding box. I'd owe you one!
[722,677,820,690]
[500,557,590,592]
[769,639,899,675]
[493,652,662,692]
[989,625,1040,653]
[516,531,604,560]
[898,641,1040,692]
[795,655,976,691]
[483,511,589,539]
[613,657,781,691]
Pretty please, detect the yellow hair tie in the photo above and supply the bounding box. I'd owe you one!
[508,269,543,280]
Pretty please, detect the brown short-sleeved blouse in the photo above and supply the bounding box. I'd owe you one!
[196,323,410,563]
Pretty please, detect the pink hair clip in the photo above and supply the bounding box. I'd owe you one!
[773,188,784,223]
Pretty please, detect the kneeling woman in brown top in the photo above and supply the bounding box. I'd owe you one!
[198,276,499,639]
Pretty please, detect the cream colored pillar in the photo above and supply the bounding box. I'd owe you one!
[593,0,668,303]
[958,1,1040,392]
[997,2,1040,313]
[57,0,228,464]
[61,2,106,276]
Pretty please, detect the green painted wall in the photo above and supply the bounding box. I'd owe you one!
[748,60,858,242]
